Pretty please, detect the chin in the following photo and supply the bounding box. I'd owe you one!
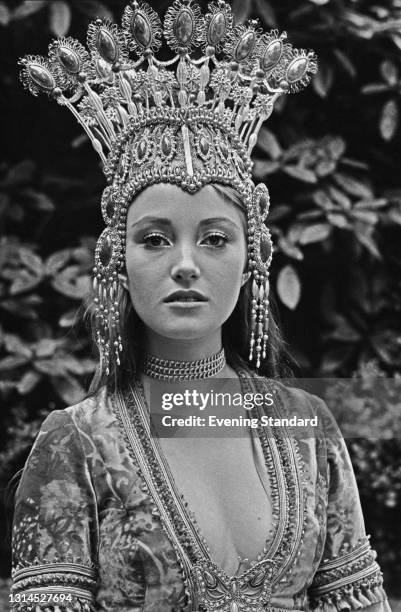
[155,326,213,341]
[147,318,219,342]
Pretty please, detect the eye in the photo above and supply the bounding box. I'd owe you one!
[143,232,171,248]
[202,232,229,248]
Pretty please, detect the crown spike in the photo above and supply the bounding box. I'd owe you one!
[19,0,317,171]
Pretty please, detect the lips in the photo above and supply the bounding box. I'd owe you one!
[164,290,208,303]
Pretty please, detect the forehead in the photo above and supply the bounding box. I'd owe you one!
[126,183,245,226]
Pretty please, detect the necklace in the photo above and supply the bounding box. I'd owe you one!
[143,348,226,381]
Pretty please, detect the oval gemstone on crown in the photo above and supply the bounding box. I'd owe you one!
[287,57,308,83]
[132,12,152,49]
[260,231,272,264]
[137,139,148,160]
[234,31,256,62]
[58,46,81,74]
[97,28,118,63]
[261,40,283,71]
[99,234,113,267]
[28,64,56,90]
[174,8,194,45]
[256,188,270,219]
[199,136,209,156]
[161,134,172,156]
[105,196,115,219]
[208,12,226,46]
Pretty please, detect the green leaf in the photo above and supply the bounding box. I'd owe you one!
[390,32,401,51]
[320,347,352,374]
[387,209,401,225]
[20,189,55,212]
[45,250,71,276]
[312,190,335,211]
[312,61,334,98]
[3,333,32,358]
[12,0,46,20]
[298,223,332,245]
[354,225,381,259]
[327,185,352,210]
[34,358,68,377]
[328,314,361,342]
[315,159,336,177]
[49,0,71,37]
[17,371,42,394]
[256,128,282,159]
[10,271,42,295]
[267,205,291,222]
[277,265,301,310]
[52,375,85,405]
[297,211,322,221]
[59,308,79,328]
[0,297,40,320]
[333,49,356,78]
[0,355,30,371]
[2,160,35,187]
[254,0,276,26]
[380,99,398,141]
[283,165,317,183]
[34,339,58,358]
[351,210,378,224]
[326,137,346,160]
[253,160,280,178]
[361,83,391,95]
[75,0,113,21]
[277,237,304,260]
[19,248,44,276]
[51,266,91,299]
[287,222,306,244]
[380,60,398,86]
[0,2,10,25]
[333,173,373,199]
[354,199,387,210]
[327,213,350,228]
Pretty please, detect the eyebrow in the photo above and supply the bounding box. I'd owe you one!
[130,216,241,230]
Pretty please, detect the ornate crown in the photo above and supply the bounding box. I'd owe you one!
[19,0,317,373]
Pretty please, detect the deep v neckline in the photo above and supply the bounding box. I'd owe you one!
[150,396,275,577]
[131,371,284,576]
[113,370,306,611]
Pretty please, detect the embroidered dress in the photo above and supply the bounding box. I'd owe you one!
[10,375,391,612]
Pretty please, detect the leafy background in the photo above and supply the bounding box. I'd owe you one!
[1,0,401,604]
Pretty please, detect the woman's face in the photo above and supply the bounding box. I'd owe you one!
[124,183,247,344]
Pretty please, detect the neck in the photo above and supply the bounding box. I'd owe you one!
[144,330,223,362]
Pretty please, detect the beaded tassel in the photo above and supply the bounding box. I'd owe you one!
[93,267,122,376]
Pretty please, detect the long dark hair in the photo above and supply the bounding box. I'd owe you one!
[88,183,293,393]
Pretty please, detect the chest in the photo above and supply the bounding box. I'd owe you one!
[157,435,273,573]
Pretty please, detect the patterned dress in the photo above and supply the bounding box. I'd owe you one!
[10,374,391,612]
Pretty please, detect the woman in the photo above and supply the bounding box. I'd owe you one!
[12,1,391,611]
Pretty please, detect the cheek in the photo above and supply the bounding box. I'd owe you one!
[209,247,246,296]
[124,248,156,303]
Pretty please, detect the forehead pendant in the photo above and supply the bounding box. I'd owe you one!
[19,0,317,376]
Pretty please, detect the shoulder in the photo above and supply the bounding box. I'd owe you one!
[267,378,335,421]
[38,386,115,438]
[248,376,342,443]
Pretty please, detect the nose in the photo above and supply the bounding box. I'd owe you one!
[170,243,200,283]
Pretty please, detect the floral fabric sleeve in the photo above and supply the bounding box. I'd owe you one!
[308,400,391,612]
[10,409,98,612]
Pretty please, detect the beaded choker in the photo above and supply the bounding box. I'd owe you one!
[143,349,226,381]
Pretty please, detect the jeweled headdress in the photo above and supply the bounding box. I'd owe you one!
[19,0,317,374]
